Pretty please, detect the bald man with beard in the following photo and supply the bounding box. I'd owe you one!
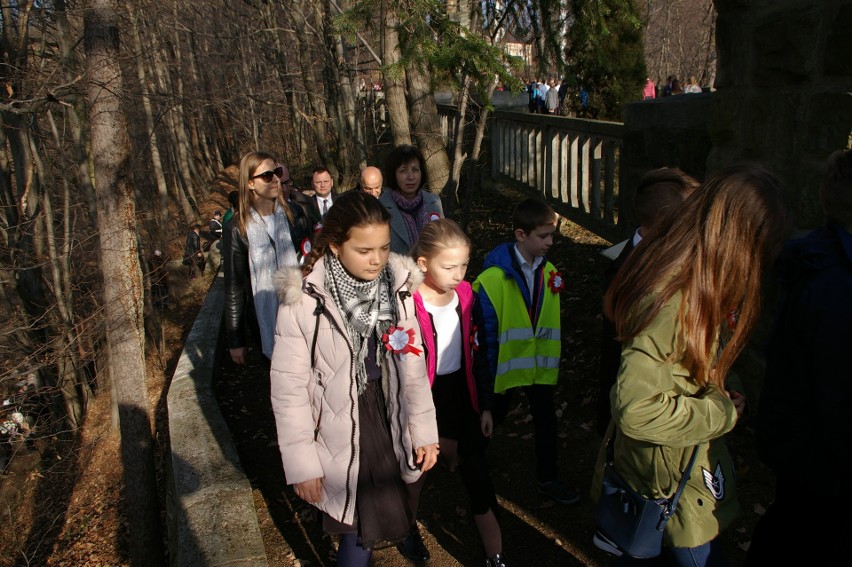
[355,166,384,198]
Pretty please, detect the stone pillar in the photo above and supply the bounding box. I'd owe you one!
[710,0,852,228]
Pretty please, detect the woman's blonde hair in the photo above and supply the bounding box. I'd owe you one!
[411,218,470,260]
[236,151,293,235]
[605,163,789,388]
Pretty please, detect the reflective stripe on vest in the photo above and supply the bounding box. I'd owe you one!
[498,326,561,344]
[496,355,561,376]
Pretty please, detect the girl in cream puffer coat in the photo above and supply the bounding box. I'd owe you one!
[270,191,438,564]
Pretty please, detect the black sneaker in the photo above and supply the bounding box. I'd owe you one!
[397,530,430,562]
[537,480,581,505]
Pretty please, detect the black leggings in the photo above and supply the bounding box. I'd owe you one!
[432,369,498,515]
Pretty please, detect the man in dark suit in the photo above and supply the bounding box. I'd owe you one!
[300,166,335,228]
[595,168,699,434]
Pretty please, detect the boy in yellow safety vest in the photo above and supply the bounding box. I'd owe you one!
[473,198,580,505]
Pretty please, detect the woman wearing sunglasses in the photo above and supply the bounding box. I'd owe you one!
[223,151,307,365]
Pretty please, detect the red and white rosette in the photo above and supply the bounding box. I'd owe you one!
[381,325,422,356]
[300,237,312,257]
[429,212,441,222]
[725,309,739,331]
[547,270,565,294]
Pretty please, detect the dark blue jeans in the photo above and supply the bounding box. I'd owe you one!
[613,539,727,567]
[492,384,558,483]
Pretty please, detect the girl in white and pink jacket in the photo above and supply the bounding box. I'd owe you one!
[270,190,439,566]
[411,219,506,567]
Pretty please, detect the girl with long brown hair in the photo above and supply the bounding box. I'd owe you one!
[271,190,439,566]
[595,164,789,566]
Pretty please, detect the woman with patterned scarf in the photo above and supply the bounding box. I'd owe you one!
[271,190,439,566]
[379,144,444,254]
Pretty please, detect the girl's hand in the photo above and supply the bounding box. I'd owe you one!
[728,390,747,418]
[294,478,323,503]
[415,443,440,472]
[480,410,493,438]
[229,347,247,365]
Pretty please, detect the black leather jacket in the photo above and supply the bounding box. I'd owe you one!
[222,203,310,350]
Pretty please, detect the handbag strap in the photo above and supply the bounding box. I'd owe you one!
[664,443,700,518]
[605,428,701,518]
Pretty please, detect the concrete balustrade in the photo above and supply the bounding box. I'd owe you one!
[166,272,267,566]
[489,111,625,240]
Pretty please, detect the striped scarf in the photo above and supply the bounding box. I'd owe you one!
[391,189,430,246]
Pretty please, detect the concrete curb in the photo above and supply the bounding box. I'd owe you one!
[166,271,268,566]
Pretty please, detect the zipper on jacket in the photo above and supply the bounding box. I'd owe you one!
[309,287,357,520]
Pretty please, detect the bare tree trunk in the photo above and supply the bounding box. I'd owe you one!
[85,1,163,564]
[129,8,169,225]
[381,1,411,146]
[447,73,472,212]
[333,32,364,171]
[461,77,497,233]
[149,41,196,222]
[54,0,98,222]
[41,111,92,424]
[289,1,338,176]
[406,63,451,195]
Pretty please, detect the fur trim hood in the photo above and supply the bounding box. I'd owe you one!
[274,252,423,306]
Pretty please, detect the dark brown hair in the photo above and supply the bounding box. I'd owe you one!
[634,167,700,232]
[512,197,558,235]
[384,145,428,193]
[303,191,391,275]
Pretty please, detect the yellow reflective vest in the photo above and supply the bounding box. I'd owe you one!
[473,243,562,394]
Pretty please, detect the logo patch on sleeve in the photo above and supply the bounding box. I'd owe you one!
[701,462,726,500]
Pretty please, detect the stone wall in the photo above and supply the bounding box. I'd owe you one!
[621,94,714,230]
[710,0,852,228]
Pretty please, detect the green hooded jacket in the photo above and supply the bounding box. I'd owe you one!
[592,292,740,549]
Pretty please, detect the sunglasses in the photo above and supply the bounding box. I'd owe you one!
[251,166,284,183]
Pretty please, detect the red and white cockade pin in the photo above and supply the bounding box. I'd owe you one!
[300,238,312,257]
[429,212,442,222]
[547,270,565,294]
[725,309,739,331]
[382,325,422,356]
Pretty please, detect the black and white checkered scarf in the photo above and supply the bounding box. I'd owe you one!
[324,253,397,394]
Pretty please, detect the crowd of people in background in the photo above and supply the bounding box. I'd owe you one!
[643,75,704,100]
[525,77,572,115]
[154,140,852,567]
[522,73,705,117]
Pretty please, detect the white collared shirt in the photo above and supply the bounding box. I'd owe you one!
[632,228,643,248]
[315,195,332,215]
[513,244,544,294]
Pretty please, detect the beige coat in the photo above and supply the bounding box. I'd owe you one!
[270,253,437,525]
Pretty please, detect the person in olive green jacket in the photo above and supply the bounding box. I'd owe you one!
[593,164,789,566]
